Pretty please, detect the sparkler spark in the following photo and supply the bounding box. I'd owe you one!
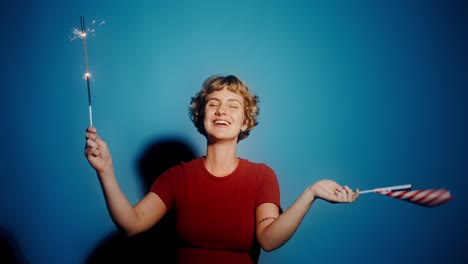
[69,19,105,41]
[83,72,92,80]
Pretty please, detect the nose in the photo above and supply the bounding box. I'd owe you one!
[215,103,227,115]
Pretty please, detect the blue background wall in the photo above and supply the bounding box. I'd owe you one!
[1,0,467,263]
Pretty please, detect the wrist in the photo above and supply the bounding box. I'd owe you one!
[97,163,115,179]
[303,186,316,204]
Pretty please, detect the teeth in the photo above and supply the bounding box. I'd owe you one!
[215,120,228,125]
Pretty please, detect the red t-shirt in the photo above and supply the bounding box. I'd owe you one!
[150,157,281,264]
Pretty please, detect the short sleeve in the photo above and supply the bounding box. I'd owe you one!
[255,164,282,212]
[149,168,175,211]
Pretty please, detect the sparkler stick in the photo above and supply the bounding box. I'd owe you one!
[359,184,412,194]
[80,16,93,126]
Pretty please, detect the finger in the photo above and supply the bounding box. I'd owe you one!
[339,187,348,202]
[332,184,342,194]
[84,148,93,158]
[86,148,100,157]
[336,189,344,202]
[85,131,98,141]
[352,188,360,201]
[87,126,97,133]
[86,138,98,149]
[95,136,107,148]
[85,132,104,146]
[84,144,97,154]
[344,186,353,201]
[92,148,100,157]
[330,181,342,190]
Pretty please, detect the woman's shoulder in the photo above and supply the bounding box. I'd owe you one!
[166,156,203,173]
[239,158,275,174]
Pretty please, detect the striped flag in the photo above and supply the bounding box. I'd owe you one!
[376,188,452,207]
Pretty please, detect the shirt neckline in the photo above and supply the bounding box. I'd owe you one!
[198,157,245,182]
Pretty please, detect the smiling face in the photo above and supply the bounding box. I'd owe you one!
[203,88,248,143]
[189,75,260,142]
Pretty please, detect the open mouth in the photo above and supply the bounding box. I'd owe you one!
[214,120,230,126]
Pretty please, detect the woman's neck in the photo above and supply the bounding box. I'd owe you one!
[204,140,239,177]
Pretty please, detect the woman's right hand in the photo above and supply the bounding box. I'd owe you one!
[84,126,113,175]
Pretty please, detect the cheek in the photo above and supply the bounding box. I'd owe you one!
[240,113,248,126]
[203,109,215,124]
[203,107,212,119]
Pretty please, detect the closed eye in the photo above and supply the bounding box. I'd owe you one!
[207,98,220,107]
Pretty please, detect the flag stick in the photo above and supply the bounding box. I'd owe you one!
[359,184,412,194]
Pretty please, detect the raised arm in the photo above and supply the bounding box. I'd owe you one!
[255,179,359,251]
[84,126,167,236]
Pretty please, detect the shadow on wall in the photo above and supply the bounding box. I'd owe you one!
[86,138,197,264]
[0,226,26,264]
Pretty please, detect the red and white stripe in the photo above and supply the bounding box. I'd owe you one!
[377,189,452,207]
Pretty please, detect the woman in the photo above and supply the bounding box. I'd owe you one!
[85,75,359,263]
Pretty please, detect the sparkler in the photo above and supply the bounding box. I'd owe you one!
[71,16,105,126]
[80,16,93,126]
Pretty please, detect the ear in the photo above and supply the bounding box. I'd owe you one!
[241,120,248,132]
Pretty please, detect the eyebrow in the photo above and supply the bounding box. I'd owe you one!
[207,97,242,104]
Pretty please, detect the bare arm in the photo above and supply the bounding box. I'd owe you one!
[255,180,359,251]
[85,126,167,236]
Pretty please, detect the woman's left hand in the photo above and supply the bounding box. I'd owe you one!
[309,179,359,203]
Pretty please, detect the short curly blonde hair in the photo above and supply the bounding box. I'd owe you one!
[189,75,259,141]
